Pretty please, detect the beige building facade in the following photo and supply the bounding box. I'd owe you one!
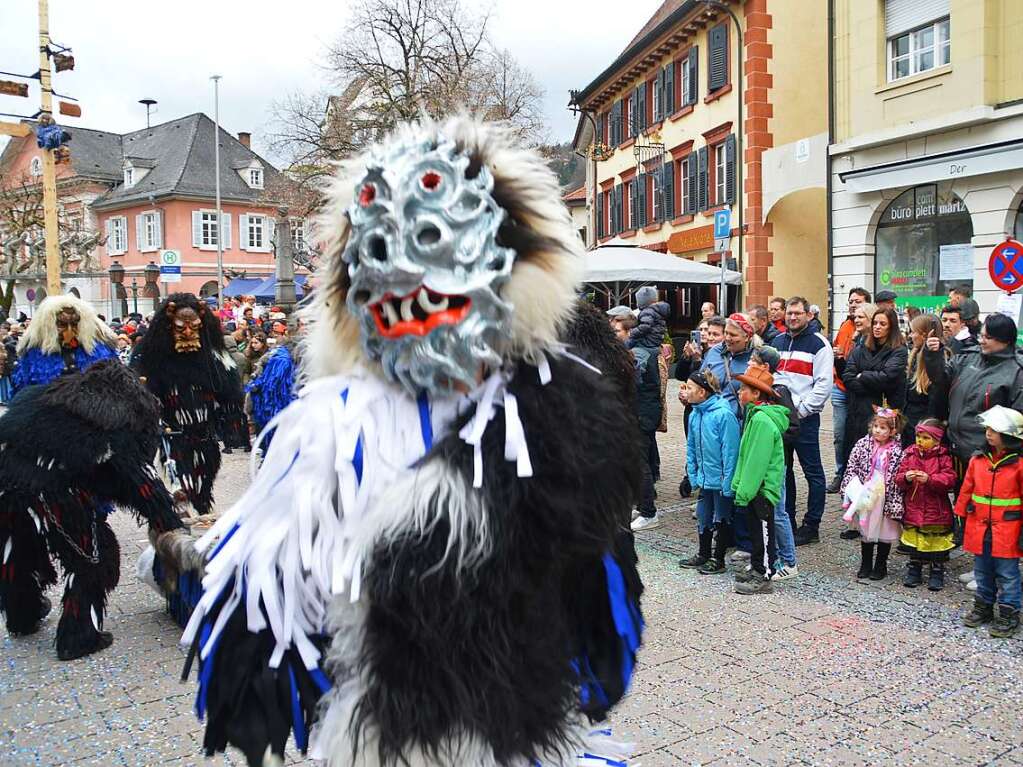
[571,0,829,322]
[831,0,1023,329]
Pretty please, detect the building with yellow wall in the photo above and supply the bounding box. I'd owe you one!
[831,0,1023,327]
[571,0,828,324]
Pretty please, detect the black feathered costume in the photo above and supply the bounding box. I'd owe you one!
[132,293,248,517]
[0,360,182,660]
[181,117,644,766]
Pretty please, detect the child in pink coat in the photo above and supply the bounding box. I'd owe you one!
[895,419,956,591]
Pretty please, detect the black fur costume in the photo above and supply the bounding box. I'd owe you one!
[132,293,248,516]
[0,360,181,660]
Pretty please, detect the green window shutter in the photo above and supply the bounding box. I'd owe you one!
[709,24,728,92]
[596,114,604,146]
[697,147,709,212]
[688,47,699,105]
[637,173,647,227]
[663,163,675,221]
[725,134,737,204]
[597,191,604,239]
[664,63,675,115]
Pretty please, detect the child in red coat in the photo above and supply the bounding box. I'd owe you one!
[956,406,1023,638]
[896,419,956,591]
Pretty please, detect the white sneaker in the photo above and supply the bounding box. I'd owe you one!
[958,571,975,584]
[966,579,977,592]
[631,508,640,521]
[728,550,751,564]
[631,514,662,532]
[772,564,799,581]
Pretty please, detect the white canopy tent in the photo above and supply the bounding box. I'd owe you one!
[583,239,741,306]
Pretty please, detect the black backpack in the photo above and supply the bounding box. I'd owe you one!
[771,383,802,449]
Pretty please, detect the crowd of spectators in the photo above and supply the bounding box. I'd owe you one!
[609,283,1023,632]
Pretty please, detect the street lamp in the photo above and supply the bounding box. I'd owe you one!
[144,261,160,312]
[108,260,127,319]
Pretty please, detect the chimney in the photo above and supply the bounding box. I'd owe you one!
[238,131,251,148]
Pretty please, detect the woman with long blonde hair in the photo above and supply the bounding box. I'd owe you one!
[903,313,949,446]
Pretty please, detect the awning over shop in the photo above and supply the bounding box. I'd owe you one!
[839,138,1023,194]
[222,277,265,297]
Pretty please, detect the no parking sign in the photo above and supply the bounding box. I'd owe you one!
[988,239,1023,293]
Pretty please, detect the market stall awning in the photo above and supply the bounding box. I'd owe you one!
[250,274,309,300]
[222,277,266,297]
[584,240,742,285]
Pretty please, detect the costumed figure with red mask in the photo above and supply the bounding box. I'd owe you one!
[179,116,644,767]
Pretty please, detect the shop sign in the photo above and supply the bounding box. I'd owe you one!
[667,225,714,254]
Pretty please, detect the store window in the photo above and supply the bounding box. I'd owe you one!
[874,185,972,303]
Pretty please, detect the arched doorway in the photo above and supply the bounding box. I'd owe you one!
[33,288,47,307]
[1015,203,1022,242]
[874,185,972,303]
[199,280,219,299]
[68,287,81,298]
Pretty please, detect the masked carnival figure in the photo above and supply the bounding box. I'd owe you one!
[181,117,645,767]
[132,294,247,517]
[11,295,118,391]
[0,360,182,660]
[246,339,301,449]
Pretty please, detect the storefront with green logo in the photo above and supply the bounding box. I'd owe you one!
[874,184,973,309]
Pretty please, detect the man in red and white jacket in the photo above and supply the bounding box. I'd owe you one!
[770,296,834,546]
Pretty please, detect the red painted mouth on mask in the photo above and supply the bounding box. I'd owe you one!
[369,287,471,338]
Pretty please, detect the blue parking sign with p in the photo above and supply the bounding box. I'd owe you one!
[714,209,731,239]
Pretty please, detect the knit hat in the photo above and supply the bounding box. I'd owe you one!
[734,362,777,399]
[978,405,1023,439]
[635,286,658,308]
[958,298,980,322]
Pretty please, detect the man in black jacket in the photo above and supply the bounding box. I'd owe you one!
[750,304,779,344]
[617,315,663,532]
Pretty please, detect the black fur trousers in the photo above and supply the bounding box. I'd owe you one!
[164,432,222,516]
[0,505,120,658]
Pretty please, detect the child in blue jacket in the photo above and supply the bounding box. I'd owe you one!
[678,369,741,573]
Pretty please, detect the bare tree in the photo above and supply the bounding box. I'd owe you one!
[0,169,100,315]
[266,0,546,168]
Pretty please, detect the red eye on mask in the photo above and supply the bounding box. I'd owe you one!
[359,183,376,207]
[420,171,441,191]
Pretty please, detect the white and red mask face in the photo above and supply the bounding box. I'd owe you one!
[56,308,80,350]
[169,305,203,353]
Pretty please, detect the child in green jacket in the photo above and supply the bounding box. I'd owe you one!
[731,363,790,595]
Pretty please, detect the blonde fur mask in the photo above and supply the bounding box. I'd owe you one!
[17,295,117,356]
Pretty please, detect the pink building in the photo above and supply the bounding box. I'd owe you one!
[0,113,306,318]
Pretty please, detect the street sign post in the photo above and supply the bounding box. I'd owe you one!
[159,249,182,283]
[714,208,732,312]
[988,238,1023,346]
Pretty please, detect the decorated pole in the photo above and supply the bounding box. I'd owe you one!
[38,0,62,296]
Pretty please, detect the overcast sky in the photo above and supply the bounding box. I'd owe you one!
[1,0,649,162]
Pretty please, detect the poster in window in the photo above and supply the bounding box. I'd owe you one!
[938,243,972,281]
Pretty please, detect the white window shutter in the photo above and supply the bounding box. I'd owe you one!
[221,213,231,250]
[135,215,143,252]
[105,218,114,252]
[267,218,276,253]
[239,214,249,251]
[156,211,164,250]
[192,211,202,247]
[118,217,128,254]
[885,0,949,37]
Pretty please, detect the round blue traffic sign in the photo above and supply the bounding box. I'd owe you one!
[989,240,1023,294]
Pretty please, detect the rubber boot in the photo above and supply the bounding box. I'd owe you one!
[927,562,946,592]
[989,604,1020,638]
[870,543,891,581]
[962,597,994,628]
[903,560,923,588]
[857,542,874,580]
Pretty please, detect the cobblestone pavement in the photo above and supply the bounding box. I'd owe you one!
[3,397,1023,766]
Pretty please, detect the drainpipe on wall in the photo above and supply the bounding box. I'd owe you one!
[826,0,836,334]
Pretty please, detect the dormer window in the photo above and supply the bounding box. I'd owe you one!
[124,167,135,187]
[248,168,263,189]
